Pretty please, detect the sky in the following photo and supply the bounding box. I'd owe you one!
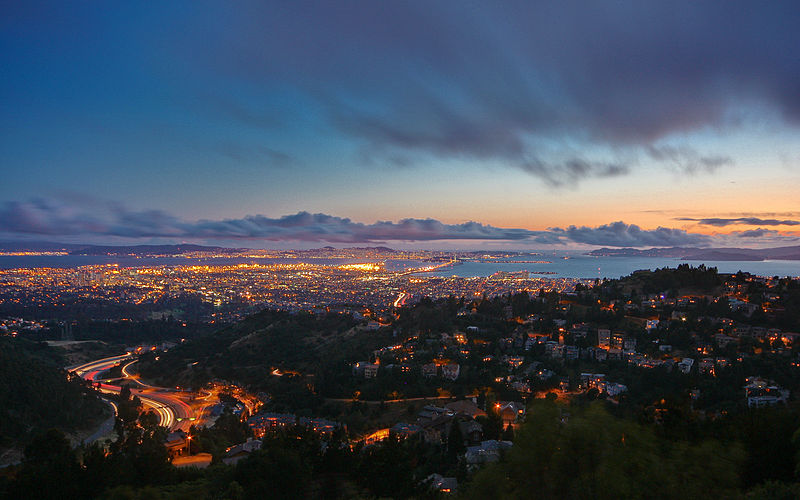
[1,1,799,249]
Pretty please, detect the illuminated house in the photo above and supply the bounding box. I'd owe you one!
[426,474,458,494]
[164,430,189,459]
[353,361,379,378]
[745,377,789,408]
[223,438,262,465]
[494,401,525,429]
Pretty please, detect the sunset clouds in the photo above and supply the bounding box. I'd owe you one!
[2,198,783,248]
[1,2,798,243]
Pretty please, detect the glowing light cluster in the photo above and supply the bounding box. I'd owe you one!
[338,263,383,272]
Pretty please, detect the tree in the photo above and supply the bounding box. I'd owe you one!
[465,400,742,499]
[501,423,514,441]
[446,419,465,458]
[7,429,85,499]
[355,434,420,498]
[235,447,312,499]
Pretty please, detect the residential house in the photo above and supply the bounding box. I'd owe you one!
[465,440,513,465]
[459,419,484,445]
[494,401,525,429]
[427,474,458,494]
[391,422,422,438]
[420,414,451,443]
[597,329,611,348]
[353,361,379,378]
[564,345,579,361]
[699,358,715,376]
[442,364,460,381]
[247,412,297,437]
[164,430,189,459]
[745,377,789,408]
[445,400,487,419]
[421,363,438,378]
[223,438,262,465]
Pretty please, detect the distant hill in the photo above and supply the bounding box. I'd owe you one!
[0,241,405,256]
[0,241,85,252]
[71,244,403,256]
[588,245,800,261]
[0,241,239,255]
[68,244,241,256]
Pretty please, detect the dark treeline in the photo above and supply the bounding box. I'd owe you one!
[0,337,108,451]
[0,291,244,324]
[6,398,800,499]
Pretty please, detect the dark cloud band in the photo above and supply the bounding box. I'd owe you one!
[677,217,800,227]
[202,2,798,182]
[0,198,719,248]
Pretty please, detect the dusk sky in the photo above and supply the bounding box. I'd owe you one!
[2,2,799,249]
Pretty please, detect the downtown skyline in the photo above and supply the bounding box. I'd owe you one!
[2,1,799,249]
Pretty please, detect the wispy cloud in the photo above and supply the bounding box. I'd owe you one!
[646,145,733,175]
[215,141,293,166]
[677,217,800,227]
[734,228,778,238]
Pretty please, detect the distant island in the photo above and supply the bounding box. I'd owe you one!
[587,245,800,261]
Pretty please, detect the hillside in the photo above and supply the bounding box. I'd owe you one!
[0,338,108,459]
[137,310,392,393]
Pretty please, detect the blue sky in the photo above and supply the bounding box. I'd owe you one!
[2,1,799,248]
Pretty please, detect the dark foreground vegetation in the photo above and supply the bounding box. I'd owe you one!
[5,398,800,499]
[5,265,800,498]
[0,337,108,452]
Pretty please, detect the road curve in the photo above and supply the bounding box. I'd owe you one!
[70,354,196,431]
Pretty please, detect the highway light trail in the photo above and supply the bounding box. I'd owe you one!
[121,360,150,387]
[70,353,190,430]
[140,397,175,429]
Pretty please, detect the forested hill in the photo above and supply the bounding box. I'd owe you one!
[137,309,391,392]
[0,338,108,455]
[600,263,725,296]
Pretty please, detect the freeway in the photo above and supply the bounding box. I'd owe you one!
[70,354,201,431]
[70,353,133,379]
[80,399,118,445]
[393,291,409,308]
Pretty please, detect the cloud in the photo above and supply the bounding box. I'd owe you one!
[2,198,786,248]
[190,2,800,182]
[190,213,541,242]
[7,3,798,188]
[735,228,778,238]
[646,145,733,175]
[215,142,293,166]
[0,199,187,238]
[677,217,800,227]
[519,158,629,186]
[0,199,538,243]
[549,221,712,247]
